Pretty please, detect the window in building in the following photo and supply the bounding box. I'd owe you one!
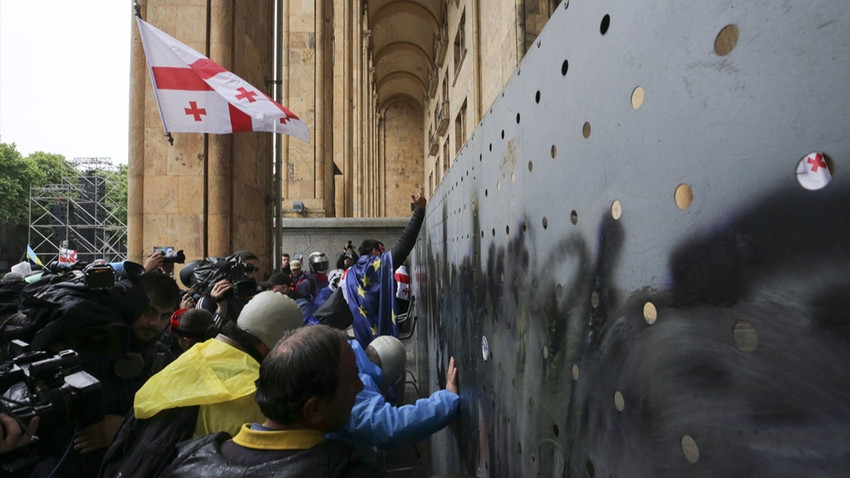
[454,99,467,154]
[443,134,451,173]
[453,10,467,77]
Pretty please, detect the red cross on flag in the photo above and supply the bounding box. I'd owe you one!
[136,17,310,143]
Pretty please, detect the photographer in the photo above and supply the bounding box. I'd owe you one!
[5,266,180,477]
[196,251,261,326]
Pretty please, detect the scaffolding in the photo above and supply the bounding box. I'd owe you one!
[28,157,127,264]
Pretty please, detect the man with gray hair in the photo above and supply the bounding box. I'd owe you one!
[161,325,382,477]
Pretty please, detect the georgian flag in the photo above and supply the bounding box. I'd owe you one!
[136,17,310,143]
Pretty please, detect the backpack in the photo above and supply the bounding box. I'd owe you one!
[99,406,199,478]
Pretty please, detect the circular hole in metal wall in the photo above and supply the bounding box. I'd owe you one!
[570,210,578,225]
[506,225,510,236]
[535,90,541,103]
[528,161,533,172]
[481,230,484,238]
[675,184,693,209]
[485,189,488,197]
[795,152,833,190]
[600,14,611,35]
[537,39,541,48]
[553,423,560,438]
[517,441,522,454]
[611,200,622,220]
[551,145,557,158]
[582,121,591,138]
[714,24,739,56]
[542,217,549,229]
[591,291,600,308]
[681,435,700,464]
[501,130,505,139]
[516,113,521,124]
[492,228,496,237]
[643,301,657,324]
[561,59,569,76]
[479,153,482,162]
[489,143,493,151]
[522,221,528,232]
[586,459,595,477]
[614,391,625,412]
[572,364,580,380]
[733,320,758,352]
[631,86,645,109]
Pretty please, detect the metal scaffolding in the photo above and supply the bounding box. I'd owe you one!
[28,157,127,264]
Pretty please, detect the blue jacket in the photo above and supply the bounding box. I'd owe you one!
[330,340,459,451]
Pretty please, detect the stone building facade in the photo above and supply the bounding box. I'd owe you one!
[128,0,558,267]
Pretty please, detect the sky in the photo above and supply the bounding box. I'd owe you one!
[0,1,131,165]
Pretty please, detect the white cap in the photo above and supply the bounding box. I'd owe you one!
[237,291,302,349]
[369,335,406,389]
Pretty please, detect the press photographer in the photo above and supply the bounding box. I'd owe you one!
[194,251,261,326]
[0,260,180,477]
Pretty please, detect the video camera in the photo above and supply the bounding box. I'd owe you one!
[0,340,103,473]
[192,254,257,301]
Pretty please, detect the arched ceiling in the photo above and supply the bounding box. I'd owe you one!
[368,0,442,108]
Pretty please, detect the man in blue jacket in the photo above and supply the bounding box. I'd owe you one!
[330,334,459,455]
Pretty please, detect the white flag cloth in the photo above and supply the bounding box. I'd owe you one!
[136,17,310,143]
[795,152,832,191]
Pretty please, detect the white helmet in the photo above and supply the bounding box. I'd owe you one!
[368,335,406,390]
[308,251,329,274]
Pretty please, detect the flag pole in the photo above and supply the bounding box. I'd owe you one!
[134,10,175,146]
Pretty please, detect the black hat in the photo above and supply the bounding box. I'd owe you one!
[260,272,292,288]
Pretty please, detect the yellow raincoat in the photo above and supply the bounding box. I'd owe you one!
[133,339,265,437]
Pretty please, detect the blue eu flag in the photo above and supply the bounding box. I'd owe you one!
[344,251,397,348]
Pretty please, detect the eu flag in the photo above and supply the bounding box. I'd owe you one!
[344,251,396,348]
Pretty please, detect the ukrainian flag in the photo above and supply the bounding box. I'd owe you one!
[26,244,43,266]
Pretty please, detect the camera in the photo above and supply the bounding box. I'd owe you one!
[162,249,186,264]
[192,255,258,301]
[0,341,103,473]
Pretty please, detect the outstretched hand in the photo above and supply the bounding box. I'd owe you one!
[411,187,426,209]
[445,356,458,394]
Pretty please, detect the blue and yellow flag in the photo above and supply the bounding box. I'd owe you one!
[344,251,396,348]
[26,244,43,266]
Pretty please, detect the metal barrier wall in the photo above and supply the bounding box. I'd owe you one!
[410,1,849,476]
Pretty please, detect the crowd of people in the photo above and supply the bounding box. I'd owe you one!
[0,188,460,478]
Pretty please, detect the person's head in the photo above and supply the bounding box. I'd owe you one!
[172,308,217,352]
[359,239,385,257]
[234,250,260,281]
[281,253,290,269]
[308,252,329,275]
[289,260,302,277]
[131,272,181,347]
[342,251,357,269]
[235,291,303,357]
[255,325,363,431]
[261,272,293,295]
[365,335,407,393]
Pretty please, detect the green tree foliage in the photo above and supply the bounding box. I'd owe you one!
[0,142,46,223]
